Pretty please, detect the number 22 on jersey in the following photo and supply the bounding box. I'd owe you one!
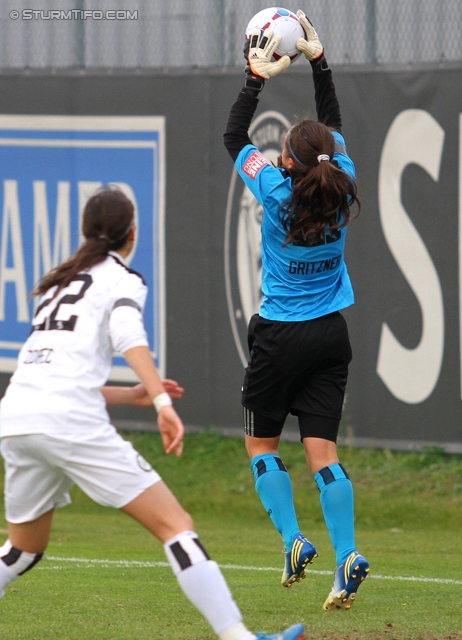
[32,274,93,332]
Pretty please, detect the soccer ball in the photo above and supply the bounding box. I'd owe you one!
[245,7,305,64]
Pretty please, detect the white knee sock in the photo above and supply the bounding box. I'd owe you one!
[164,531,255,640]
[0,539,43,597]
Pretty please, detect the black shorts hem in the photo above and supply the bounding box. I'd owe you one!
[241,401,287,423]
[295,412,340,443]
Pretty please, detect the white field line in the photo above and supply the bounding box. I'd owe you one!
[44,557,462,586]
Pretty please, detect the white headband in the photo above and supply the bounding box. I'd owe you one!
[317,154,330,163]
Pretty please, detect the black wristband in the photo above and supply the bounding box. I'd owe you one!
[310,55,329,73]
[243,72,265,97]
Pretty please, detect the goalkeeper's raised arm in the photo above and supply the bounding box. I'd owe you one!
[296,9,342,132]
[223,28,290,162]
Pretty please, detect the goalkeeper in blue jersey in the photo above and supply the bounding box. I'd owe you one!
[224,11,369,611]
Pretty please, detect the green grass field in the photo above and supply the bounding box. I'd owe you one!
[1,430,461,640]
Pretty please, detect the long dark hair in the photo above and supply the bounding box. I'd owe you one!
[32,186,134,297]
[281,119,360,246]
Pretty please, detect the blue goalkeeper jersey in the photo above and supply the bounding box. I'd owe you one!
[235,130,355,322]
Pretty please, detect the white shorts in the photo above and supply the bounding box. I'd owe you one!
[1,430,161,523]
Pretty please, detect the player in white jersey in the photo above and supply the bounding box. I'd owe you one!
[0,186,305,640]
[1,250,151,438]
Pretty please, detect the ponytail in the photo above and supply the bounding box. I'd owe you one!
[281,120,360,246]
[32,186,134,297]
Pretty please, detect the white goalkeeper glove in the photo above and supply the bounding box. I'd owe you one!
[247,28,291,79]
[296,10,324,61]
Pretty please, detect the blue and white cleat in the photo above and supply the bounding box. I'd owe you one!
[256,623,306,640]
[281,533,317,588]
[323,551,370,610]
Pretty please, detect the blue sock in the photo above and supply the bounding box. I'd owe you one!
[251,454,300,551]
[314,463,356,566]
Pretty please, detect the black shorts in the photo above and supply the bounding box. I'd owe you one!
[242,312,352,442]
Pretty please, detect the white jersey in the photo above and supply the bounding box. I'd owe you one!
[0,252,149,437]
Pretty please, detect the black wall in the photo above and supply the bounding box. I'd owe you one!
[0,66,460,449]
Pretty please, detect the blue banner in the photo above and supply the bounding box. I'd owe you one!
[0,115,166,380]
